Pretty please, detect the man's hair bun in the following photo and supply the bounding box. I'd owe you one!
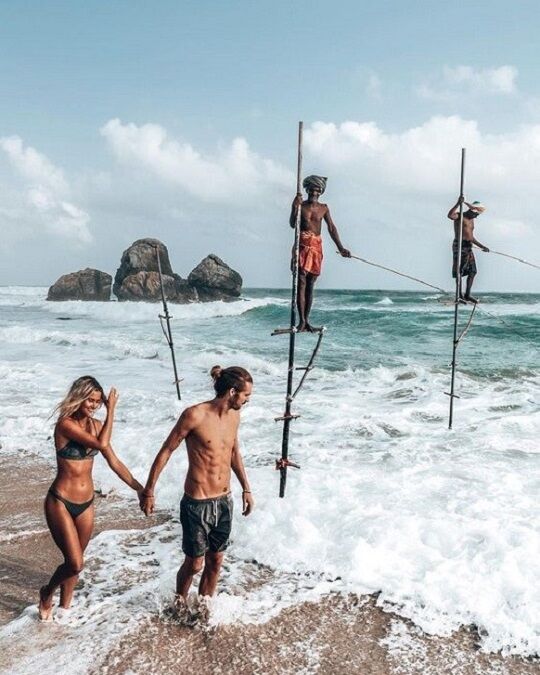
[210,365,222,381]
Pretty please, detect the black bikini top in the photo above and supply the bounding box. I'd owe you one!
[56,419,99,460]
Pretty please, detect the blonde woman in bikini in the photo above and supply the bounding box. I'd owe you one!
[38,376,143,620]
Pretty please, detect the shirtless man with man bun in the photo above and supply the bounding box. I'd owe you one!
[140,366,254,607]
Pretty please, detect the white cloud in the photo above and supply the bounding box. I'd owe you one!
[100,119,293,204]
[304,116,540,195]
[418,65,518,101]
[0,136,92,245]
[0,136,68,192]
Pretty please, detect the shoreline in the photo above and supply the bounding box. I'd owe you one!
[0,451,537,674]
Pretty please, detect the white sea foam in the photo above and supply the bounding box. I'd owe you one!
[0,287,538,670]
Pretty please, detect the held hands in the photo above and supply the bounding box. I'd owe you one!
[242,490,254,516]
[293,193,303,208]
[139,491,155,517]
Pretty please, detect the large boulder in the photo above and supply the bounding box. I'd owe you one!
[47,268,112,301]
[187,254,242,302]
[113,238,173,299]
[116,271,198,303]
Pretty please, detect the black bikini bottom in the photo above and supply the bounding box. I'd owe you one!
[48,488,94,518]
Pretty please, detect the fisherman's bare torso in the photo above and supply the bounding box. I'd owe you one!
[299,201,329,235]
[454,217,476,242]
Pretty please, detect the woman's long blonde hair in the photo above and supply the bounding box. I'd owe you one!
[54,376,105,420]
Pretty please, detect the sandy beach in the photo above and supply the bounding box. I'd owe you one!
[1,450,537,675]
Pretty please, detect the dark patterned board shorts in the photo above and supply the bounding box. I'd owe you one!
[452,240,477,278]
[180,492,233,558]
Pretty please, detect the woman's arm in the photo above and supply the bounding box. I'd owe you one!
[100,443,143,492]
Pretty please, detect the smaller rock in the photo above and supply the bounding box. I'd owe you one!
[47,269,112,301]
[188,254,242,302]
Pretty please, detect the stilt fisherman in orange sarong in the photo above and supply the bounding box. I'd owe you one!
[289,175,350,332]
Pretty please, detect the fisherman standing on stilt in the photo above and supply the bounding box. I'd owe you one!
[290,175,350,332]
[447,197,489,303]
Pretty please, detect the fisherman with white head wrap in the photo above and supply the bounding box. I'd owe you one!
[289,175,351,331]
[447,196,490,303]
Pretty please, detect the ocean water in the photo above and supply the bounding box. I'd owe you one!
[0,286,538,667]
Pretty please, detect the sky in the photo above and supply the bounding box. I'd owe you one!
[1,0,540,291]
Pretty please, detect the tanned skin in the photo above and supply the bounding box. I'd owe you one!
[289,187,350,332]
[447,197,490,302]
[38,389,143,621]
[140,383,254,599]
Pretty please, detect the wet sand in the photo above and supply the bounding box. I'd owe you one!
[1,452,538,674]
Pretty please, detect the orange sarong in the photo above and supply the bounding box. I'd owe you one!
[295,231,323,277]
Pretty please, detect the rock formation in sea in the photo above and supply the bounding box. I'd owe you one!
[188,254,242,301]
[113,238,198,303]
[114,239,242,303]
[47,268,112,301]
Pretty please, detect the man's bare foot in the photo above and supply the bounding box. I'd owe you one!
[38,586,53,622]
[464,294,478,303]
[194,595,212,624]
[296,322,307,332]
[171,594,196,626]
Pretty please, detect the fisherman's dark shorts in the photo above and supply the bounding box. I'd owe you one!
[180,493,233,558]
[452,240,477,278]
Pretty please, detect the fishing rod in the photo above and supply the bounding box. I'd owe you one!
[477,247,540,272]
[154,245,182,401]
[448,148,466,429]
[345,253,449,295]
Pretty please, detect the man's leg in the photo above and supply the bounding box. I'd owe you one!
[464,273,477,302]
[176,555,204,598]
[304,273,317,330]
[199,551,225,597]
[296,271,307,330]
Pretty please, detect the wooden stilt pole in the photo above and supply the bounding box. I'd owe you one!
[155,246,182,401]
[448,148,466,429]
[279,121,303,497]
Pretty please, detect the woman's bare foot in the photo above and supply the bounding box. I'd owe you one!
[38,585,53,621]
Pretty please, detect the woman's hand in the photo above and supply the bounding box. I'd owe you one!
[106,388,119,412]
